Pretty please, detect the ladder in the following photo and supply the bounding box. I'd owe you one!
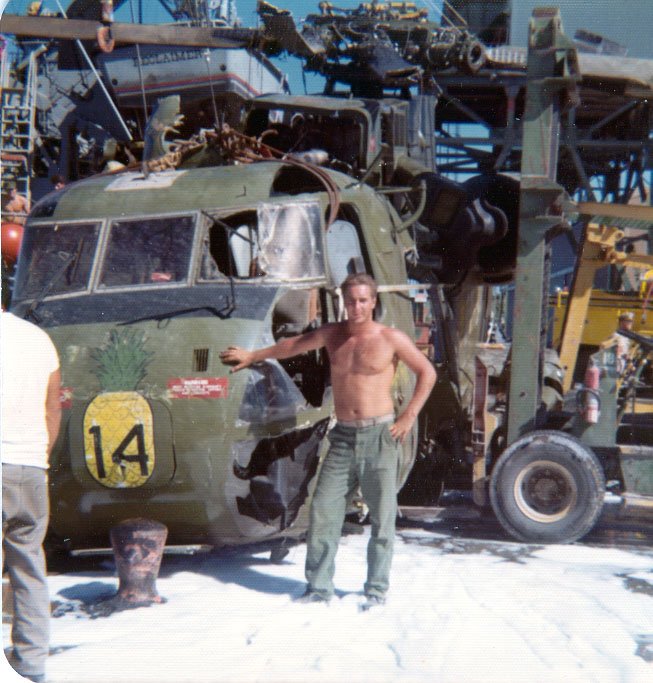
[1,46,39,206]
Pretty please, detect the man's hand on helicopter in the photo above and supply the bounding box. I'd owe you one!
[220,330,327,374]
[219,346,255,373]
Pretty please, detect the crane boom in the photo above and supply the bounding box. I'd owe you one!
[0,14,255,49]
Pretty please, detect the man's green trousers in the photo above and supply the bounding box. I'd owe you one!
[305,421,400,599]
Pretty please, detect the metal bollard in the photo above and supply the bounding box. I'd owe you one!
[110,518,168,606]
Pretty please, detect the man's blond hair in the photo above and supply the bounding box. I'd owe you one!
[341,273,377,298]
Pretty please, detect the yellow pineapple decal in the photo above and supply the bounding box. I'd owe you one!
[83,330,156,488]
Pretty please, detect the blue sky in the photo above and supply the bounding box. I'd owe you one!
[2,1,376,26]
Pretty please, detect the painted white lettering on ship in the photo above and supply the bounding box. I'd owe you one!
[132,49,204,68]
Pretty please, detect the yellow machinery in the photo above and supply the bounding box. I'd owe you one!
[554,202,653,393]
[551,285,653,347]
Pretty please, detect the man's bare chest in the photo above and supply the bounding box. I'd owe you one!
[328,335,396,376]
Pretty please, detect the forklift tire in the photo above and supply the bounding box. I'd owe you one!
[489,430,605,544]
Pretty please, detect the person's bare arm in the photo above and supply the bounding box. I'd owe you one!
[387,329,437,442]
[220,326,331,373]
[46,368,62,454]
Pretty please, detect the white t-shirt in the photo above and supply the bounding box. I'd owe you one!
[1,311,60,468]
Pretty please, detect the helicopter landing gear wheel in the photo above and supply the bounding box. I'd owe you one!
[489,430,605,543]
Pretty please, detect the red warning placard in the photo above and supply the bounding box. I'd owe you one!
[167,377,229,399]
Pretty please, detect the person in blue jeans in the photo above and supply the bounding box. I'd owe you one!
[221,273,436,607]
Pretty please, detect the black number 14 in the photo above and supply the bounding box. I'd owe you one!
[89,424,149,479]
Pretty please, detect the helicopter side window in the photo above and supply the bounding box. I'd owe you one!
[13,222,100,301]
[199,201,325,282]
[99,215,195,288]
[199,210,259,280]
[230,224,260,277]
[257,200,324,279]
[325,207,382,320]
[326,218,366,286]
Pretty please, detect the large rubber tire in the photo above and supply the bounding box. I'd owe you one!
[489,430,605,543]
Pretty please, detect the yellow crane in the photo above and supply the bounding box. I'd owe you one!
[555,202,653,393]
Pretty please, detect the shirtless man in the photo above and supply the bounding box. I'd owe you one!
[4,187,30,224]
[220,273,436,607]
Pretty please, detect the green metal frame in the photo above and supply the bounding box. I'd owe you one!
[507,8,580,444]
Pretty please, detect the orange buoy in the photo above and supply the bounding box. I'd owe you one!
[1,222,24,263]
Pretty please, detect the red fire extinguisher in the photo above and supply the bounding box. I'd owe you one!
[578,359,601,424]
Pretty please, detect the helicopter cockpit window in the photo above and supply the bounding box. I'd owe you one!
[13,222,100,301]
[99,215,195,288]
[200,201,325,281]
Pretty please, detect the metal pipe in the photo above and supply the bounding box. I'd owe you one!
[396,179,428,232]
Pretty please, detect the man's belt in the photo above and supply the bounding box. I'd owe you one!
[337,413,395,428]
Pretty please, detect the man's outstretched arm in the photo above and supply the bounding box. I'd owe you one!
[220,326,329,373]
